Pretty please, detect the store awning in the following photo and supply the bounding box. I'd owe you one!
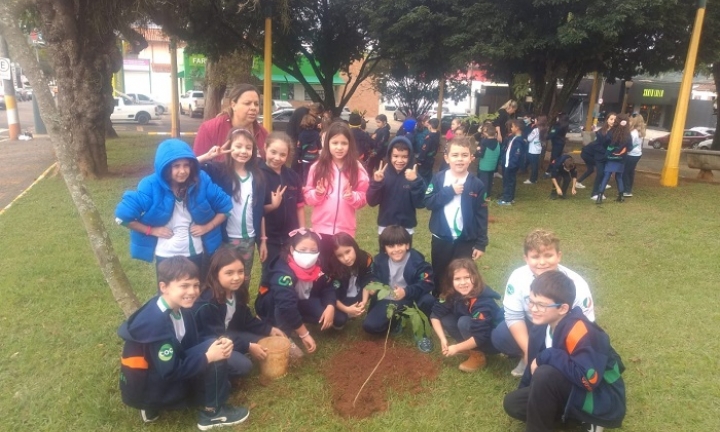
[252,58,345,85]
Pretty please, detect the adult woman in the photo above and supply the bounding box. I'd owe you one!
[493,100,518,143]
[193,84,268,160]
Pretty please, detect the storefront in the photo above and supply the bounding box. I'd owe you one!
[625,82,680,129]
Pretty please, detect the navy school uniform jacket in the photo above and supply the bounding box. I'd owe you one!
[352,128,374,162]
[424,171,489,252]
[372,249,434,303]
[117,296,215,410]
[417,131,440,172]
[333,253,378,302]
[549,154,578,178]
[367,136,426,229]
[606,137,632,162]
[260,161,304,244]
[374,124,391,158]
[200,161,268,246]
[591,130,612,163]
[115,140,233,262]
[504,135,525,170]
[192,288,272,354]
[297,128,321,162]
[255,256,337,329]
[520,307,626,428]
[430,286,504,348]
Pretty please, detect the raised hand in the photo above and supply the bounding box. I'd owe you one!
[315,180,326,196]
[270,185,287,208]
[452,179,464,195]
[342,184,354,201]
[374,160,387,182]
[404,164,418,182]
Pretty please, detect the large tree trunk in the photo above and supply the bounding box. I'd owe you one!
[204,59,224,120]
[0,2,141,317]
[712,63,720,151]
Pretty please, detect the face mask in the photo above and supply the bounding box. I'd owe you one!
[292,251,320,269]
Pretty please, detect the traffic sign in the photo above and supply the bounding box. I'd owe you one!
[0,58,11,80]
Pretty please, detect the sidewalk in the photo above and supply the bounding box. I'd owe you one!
[0,136,56,211]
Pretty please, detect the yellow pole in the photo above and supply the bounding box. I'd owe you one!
[585,72,600,131]
[263,10,273,132]
[661,0,706,187]
[169,38,180,138]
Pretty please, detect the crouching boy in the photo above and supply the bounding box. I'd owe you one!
[503,271,626,432]
[117,257,250,430]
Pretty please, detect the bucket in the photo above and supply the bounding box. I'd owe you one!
[257,336,291,381]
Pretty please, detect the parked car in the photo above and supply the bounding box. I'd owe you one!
[179,90,205,118]
[257,108,294,132]
[14,87,29,101]
[648,130,710,150]
[428,107,450,118]
[689,126,715,136]
[110,97,159,125]
[696,138,714,150]
[393,108,407,122]
[125,92,169,115]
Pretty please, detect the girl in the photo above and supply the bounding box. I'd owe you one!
[439,123,468,172]
[590,112,617,200]
[597,114,633,204]
[304,121,369,259]
[328,233,377,324]
[445,117,461,141]
[193,248,286,378]
[623,114,645,197]
[429,258,502,372]
[523,115,548,184]
[115,139,232,282]
[197,127,267,293]
[255,229,342,355]
[297,114,322,184]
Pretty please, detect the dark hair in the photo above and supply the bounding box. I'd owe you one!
[379,225,412,249]
[158,256,199,284]
[509,119,524,132]
[348,113,363,127]
[204,248,248,305]
[554,114,570,135]
[300,114,318,129]
[162,157,199,202]
[456,124,468,135]
[428,118,439,129]
[311,121,360,194]
[441,258,484,301]
[221,84,259,119]
[535,115,549,141]
[282,230,322,261]
[530,270,576,308]
[376,114,388,123]
[562,156,575,171]
[600,112,617,134]
[388,138,412,157]
[610,114,632,146]
[265,131,294,160]
[223,127,264,201]
[328,232,371,281]
[308,102,324,114]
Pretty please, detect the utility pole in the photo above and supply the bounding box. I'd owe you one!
[0,36,20,140]
[263,0,273,132]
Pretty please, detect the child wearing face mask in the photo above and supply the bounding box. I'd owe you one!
[254,229,341,356]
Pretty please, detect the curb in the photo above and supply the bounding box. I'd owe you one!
[0,162,58,217]
[147,132,197,136]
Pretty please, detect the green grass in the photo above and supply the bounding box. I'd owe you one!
[1,135,719,431]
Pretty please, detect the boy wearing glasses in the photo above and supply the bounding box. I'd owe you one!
[491,229,595,377]
[503,271,625,432]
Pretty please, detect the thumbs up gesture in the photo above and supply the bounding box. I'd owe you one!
[404,164,418,182]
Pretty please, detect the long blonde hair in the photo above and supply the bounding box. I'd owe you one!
[630,115,646,138]
[499,100,518,112]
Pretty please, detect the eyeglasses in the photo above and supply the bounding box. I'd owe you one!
[526,297,562,312]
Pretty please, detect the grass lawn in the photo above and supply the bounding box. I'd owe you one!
[1,135,719,431]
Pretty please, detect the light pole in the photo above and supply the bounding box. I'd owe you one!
[620,79,633,114]
[262,0,273,132]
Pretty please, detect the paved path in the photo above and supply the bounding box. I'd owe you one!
[0,136,56,211]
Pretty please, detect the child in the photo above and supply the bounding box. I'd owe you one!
[523,115,547,185]
[575,142,595,190]
[117,257,249,429]
[304,121,369,259]
[425,137,489,294]
[368,114,391,174]
[327,233,378,324]
[193,248,287,377]
[503,271,626,432]
[367,136,426,248]
[439,123,467,172]
[364,225,435,352]
[490,229,595,377]
[548,155,578,200]
[430,258,503,372]
[475,125,501,199]
[416,118,440,185]
[413,115,430,155]
[590,113,616,200]
[622,114,645,197]
[297,114,322,184]
[445,117,461,141]
[348,113,373,166]
[398,118,417,145]
[197,128,267,293]
[261,132,306,267]
[497,119,525,206]
[597,114,632,204]
[255,229,342,355]
[115,139,232,282]
[548,114,569,162]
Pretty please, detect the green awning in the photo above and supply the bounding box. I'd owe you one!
[253,58,345,85]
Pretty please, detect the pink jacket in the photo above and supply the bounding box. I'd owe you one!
[193,114,269,160]
[303,161,369,237]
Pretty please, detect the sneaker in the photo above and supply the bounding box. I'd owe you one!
[494,172,503,178]
[510,359,526,377]
[197,405,250,431]
[288,341,304,359]
[590,195,606,201]
[458,351,487,372]
[605,184,612,189]
[141,409,160,423]
[583,424,605,432]
[496,200,512,206]
[623,192,633,197]
[523,179,533,184]
[415,336,434,353]
[575,182,586,189]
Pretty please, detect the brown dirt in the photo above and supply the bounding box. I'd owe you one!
[324,340,440,419]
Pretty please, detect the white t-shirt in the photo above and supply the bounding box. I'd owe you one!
[528,128,542,155]
[442,171,467,239]
[225,294,236,330]
[157,297,186,342]
[226,173,255,239]
[629,130,643,156]
[155,199,204,258]
[503,264,595,328]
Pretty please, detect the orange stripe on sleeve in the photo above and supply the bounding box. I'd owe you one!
[121,356,149,369]
[565,320,588,355]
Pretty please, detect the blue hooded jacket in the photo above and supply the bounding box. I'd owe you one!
[115,139,233,262]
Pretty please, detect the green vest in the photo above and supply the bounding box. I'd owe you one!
[479,144,501,171]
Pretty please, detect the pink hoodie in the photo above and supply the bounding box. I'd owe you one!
[303,161,369,237]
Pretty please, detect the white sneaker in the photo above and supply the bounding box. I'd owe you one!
[590,195,598,200]
[623,192,633,197]
[575,182,586,189]
[605,184,612,189]
[523,179,532,184]
[583,424,605,432]
[510,359,526,377]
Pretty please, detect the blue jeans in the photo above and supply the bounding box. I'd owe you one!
[363,294,434,335]
[622,155,641,193]
[501,167,519,202]
[527,154,540,183]
[591,161,606,196]
[439,314,498,353]
[226,331,263,377]
[490,318,534,357]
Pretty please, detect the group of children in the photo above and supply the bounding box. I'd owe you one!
[114,107,625,430]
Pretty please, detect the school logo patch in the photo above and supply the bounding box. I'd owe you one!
[425,183,434,194]
[472,311,486,320]
[278,275,293,287]
[158,344,174,362]
[506,284,515,295]
[583,297,592,309]
[333,280,341,289]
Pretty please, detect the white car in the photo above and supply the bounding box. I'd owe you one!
[111,97,159,125]
[126,93,169,115]
[689,127,715,136]
[696,138,714,150]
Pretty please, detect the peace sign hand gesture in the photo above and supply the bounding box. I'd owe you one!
[315,180,326,196]
[404,164,418,182]
[197,140,232,163]
[270,185,287,208]
[374,161,387,182]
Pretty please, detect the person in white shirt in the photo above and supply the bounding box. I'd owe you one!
[622,114,645,197]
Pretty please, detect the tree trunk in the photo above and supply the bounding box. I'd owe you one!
[204,60,224,120]
[0,2,141,317]
[712,62,720,151]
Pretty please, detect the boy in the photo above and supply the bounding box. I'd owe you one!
[491,229,595,377]
[548,154,578,199]
[117,257,250,429]
[425,137,489,295]
[503,271,626,432]
[363,225,435,352]
[349,113,373,165]
[474,125,501,200]
[413,114,430,156]
[498,119,525,206]
[416,118,440,186]
[367,137,426,249]
[369,114,391,173]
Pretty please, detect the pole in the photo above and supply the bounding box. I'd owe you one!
[30,44,46,134]
[620,82,630,114]
[263,1,273,132]
[169,38,180,138]
[661,0,706,187]
[585,72,600,131]
[437,79,444,122]
[1,37,20,140]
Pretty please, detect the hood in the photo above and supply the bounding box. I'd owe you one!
[117,296,176,344]
[482,138,499,151]
[480,285,502,300]
[153,139,199,189]
[385,136,416,171]
[402,119,417,133]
